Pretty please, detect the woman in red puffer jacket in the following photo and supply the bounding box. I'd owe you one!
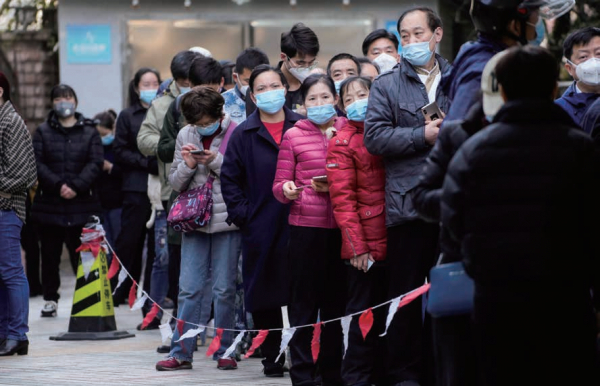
[272,74,347,386]
[326,76,387,386]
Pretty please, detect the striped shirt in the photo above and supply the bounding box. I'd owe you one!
[0,101,37,222]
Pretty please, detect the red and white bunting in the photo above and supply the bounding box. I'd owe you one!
[358,308,374,340]
[380,296,401,337]
[176,327,205,342]
[159,322,173,343]
[206,328,224,357]
[222,331,246,359]
[245,330,269,358]
[112,269,128,295]
[311,323,322,363]
[275,327,296,362]
[341,315,352,358]
[130,293,148,311]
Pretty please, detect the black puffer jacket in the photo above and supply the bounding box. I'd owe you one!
[441,100,600,294]
[31,111,103,227]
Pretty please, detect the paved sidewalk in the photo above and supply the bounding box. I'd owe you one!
[0,259,291,385]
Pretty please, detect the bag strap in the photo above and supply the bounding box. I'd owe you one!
[218,121,237,154]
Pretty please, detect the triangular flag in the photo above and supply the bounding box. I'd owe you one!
[112,269,128,295]
[130,293,147,311]
[176,327,205,342]
[359,308,374,341]
[128,281,137,308]
[80,251,96,280]
[107,256,120,280]
[311,323,322,363]
[380,296,401,337]
[177,319,185,336]
[159,322,173,343]
[140,302,160,329]
[341,315,352,358]
[245,330,269,359]
[222,331,245,359]
[206,328,224,357]
[275,327,296,363]
[398,283,431,309]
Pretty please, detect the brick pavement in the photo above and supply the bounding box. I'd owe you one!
[0,259,291,385]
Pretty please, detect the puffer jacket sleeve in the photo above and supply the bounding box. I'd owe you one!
[137,102,160,157]
[157,100,178,163]
[168,129,196,193]
[221,128,249,227]
[364,75,428,158]
[326,135,369,259]
[272,129,296,204]
[69,129,103,194]
[32,126,63,194]
[441,146,472,244]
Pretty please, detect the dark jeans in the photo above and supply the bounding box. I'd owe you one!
[21,199,41,294]
[288,226,346,386]
[342,265,388,386]
[38,225,81,302]
[252,308,284,368]
[386,220,439,385]
[431,314,477,386]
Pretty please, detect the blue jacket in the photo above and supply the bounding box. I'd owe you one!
[442,34,507,122]
[555,82,599,128]
[222,85,246,125]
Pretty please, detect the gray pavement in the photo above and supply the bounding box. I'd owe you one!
[0,257,291,385]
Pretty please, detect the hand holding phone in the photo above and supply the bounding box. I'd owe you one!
[421,101,444,122]
[190,149,208,155]
[312,175,328,183]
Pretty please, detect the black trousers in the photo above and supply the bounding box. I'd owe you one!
[386,220,439,385]
[431,314,477,386]
[288,226,346,386]
[252,308,284,367]
[112,192,153,307]
[21,199,41,294]
[341,265,388,386]
[167,242,181,314]
[38,225,82,302]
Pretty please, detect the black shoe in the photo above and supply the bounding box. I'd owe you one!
[0,339,28,356]
[137,317,161,331]
[156,345,170,353]
[262,361,284,378]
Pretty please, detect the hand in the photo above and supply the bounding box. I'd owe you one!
[350,253,375,272]
[283,181,302,200]
[60,184,77,199]
[181,144,199,169]
[195,149,217,166]
[311,180,329,193]
[103,160,113,172]
[424,118,443,145]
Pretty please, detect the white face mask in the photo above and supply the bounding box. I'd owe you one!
[372,53,398,73]
[288,66,311,82]
[571,57,600,86]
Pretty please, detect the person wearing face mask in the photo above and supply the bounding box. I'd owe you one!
[222,48,270,125]
[556,27,600,127]
[362,29,401,74]
[327,53,362,96]
[364,8,451,385]
[31,84,103,318]
[442,0,574,123]
[356,57,381,82]
[325,76,387,386]
[111,67,162,316]
[155,87,241,372]
[221,65,304,378]
[272,74,348,386]
[246,23,320,117]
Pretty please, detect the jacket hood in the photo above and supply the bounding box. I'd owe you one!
[494,99,577,127]
[46,110,93,133]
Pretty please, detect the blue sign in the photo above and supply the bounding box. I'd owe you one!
[385,20,403,54]
[67,24,112,64]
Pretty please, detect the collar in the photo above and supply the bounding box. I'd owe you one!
[169,80,181,98]
[234,85,245,100]
[243,106,304,131]
[402,54,450,82]
[0,100,14,117]
[494,99,576,127]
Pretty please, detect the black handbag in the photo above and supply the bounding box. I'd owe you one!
[426,255,474,318]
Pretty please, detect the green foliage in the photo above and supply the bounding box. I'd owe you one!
[0,0,57,31]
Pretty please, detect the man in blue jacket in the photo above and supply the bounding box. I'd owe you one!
[556,27,600,127]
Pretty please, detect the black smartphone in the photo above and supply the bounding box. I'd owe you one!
[189,149,208,155]
[421,101,443,121]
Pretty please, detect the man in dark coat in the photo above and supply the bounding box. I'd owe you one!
[442,46,600,386]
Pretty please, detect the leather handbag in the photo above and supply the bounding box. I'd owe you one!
[426,256,475,318]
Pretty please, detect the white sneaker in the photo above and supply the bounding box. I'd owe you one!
[41,301,58,317]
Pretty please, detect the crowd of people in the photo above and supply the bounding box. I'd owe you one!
[1,0,600,385]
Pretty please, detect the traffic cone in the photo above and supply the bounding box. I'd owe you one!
[50,217,135,341]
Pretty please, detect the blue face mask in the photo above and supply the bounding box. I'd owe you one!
[101,133,114,146]
[255,89,286,114]
[196,120,221,137]
[528,19,546,46]
[345,98,369,122]
[307,104,337,125]
[402,34,435,67]
[334,80,343,95]
[140,89,157,105]
[179,86,191,95]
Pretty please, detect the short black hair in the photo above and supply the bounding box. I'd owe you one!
[128,67,161,107]
[338,76,372,104]
[397,6,443,34]
[50,84,78,105]
[326,53,361,78]
[235,47,270,74]
[281,23,320,58]
[180,86,225,124]
[93,109,117,129]
[171,50,203,81]
[220,60,235,86]
[189,57,223,87]
[357,57,380,74]
[563,27,600,61]
[300,74,336,103]
[496,45,558,101]
[249,64,289,93]
[362,29,400,56]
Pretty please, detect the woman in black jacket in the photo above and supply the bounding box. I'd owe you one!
[32,84,103,317]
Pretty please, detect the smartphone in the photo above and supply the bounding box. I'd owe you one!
[421,101,443,122]
[189,149,208,155]
[312,175,328,183]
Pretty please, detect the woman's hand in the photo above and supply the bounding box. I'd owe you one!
[181,144,199,169]
[311,180,329,193]
[196,149,217,166]
[283,181,302,200]
[60,184,77,200]
[350,253,374,273]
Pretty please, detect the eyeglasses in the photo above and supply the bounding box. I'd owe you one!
[287,56,319,71]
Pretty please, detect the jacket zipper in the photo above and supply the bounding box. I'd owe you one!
[345,228,358,258]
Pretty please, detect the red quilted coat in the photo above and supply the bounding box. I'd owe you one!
[326,121,387,260]
[273,117,347,228]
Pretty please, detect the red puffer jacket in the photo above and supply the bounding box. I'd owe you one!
[326,121,387,260]
[273,117,347,228]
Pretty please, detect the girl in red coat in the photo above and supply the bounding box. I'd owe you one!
[326,76,387,386]
[273,74,347,386]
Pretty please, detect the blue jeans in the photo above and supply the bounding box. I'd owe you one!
[170,230,241,362]
[150,210,169,314]
[0,210,29,341]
